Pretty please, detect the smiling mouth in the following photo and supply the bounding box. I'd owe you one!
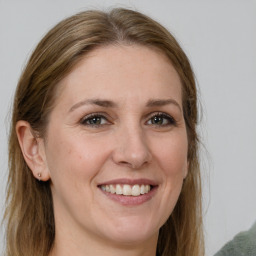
[99,184,153,196]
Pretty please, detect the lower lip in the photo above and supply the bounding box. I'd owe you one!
[99,186,158,206]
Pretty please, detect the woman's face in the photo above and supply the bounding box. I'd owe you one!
[42,45,188,246]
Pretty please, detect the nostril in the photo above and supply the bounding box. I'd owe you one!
[119,161,130,166]
[111,134,152,169]
[116,160,147,170]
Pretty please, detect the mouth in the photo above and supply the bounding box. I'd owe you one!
[100,184,153,196]
[97,179,158,206]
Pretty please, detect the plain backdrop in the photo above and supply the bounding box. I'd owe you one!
[0,0,256,255]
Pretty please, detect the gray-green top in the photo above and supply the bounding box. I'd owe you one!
[214,221,256,256]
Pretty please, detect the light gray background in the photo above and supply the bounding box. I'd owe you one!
[0,0,256,255]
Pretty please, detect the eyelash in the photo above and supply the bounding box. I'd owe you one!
[80,112,177,128]
[80,112,110,127]
[146,112,177,127]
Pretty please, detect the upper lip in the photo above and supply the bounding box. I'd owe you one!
[98,178,158,186]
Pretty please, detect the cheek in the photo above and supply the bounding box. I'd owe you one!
[45,132,112,218]
[153,134,188,178]
[45,132,110,187]
[151,134,188,226]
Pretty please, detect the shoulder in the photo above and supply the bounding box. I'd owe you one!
[214,222,256,256]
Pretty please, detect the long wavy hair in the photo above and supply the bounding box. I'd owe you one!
[4,8,204,256]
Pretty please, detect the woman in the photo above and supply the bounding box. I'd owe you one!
[4,8,204,256]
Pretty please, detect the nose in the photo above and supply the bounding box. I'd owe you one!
[112,125,152,169]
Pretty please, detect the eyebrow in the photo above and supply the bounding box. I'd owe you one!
[69,99,117,112]
[69,98,182,112]
[146,99,181,111]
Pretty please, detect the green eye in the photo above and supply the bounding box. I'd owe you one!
[81,114,108,127]
[147,113,176,126]
[151,116,165,125]
[87,116,103,125]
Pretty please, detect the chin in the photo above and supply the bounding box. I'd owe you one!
[99,217,159,245]
[107,231,157,246]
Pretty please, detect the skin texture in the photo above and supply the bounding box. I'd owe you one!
[17,45,188,256]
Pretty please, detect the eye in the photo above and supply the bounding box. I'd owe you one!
[80,113,110,127]
[146,112,176,126]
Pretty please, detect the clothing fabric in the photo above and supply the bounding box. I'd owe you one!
[214,221,256,256]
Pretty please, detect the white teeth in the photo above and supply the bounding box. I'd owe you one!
[100,184,152,196]
[123,184,132,195]
[110,185,115,194]
[116,184,122,195]
[132,185,140,196]
[140,184,145,194]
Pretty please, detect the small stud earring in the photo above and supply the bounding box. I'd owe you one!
[38,173,42,181]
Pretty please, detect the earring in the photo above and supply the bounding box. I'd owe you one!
[37,173,42,181]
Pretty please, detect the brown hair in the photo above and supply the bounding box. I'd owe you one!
[4,8,204,256]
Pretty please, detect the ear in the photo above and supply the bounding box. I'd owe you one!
[16,120,51,181]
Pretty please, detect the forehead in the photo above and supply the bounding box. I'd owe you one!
[55,44,182,107]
